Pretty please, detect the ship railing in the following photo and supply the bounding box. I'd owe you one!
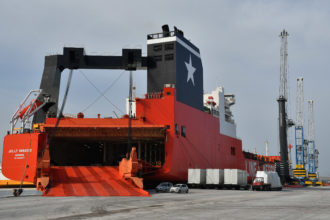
[147,31,176,39]
[63,113,77,118]
[203,106,219,118]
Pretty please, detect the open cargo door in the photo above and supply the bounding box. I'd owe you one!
[35,123,166,196]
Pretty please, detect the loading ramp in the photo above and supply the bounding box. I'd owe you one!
[45,166,149,196]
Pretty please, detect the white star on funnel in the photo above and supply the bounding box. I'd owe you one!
[185,55,196,86]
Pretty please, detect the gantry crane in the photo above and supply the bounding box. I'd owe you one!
[293,77,307,181]
[307,100,318,182]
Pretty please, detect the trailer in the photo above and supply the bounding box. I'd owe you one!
[188,169,206,187]
[206,169,224,188]
[224,169,249,190]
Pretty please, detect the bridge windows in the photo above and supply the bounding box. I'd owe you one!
[165,54,174,61]
[153,44,162,51]
[165,43,174,50]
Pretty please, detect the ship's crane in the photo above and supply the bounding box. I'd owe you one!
[307,100,318,181]
[277,29,291,184]
[293,77,307,181]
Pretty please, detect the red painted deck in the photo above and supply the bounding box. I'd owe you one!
[44,166,149,197]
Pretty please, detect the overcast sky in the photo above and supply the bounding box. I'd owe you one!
[0,1,329,176]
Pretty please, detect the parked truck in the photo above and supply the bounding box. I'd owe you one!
[252,171,282,191]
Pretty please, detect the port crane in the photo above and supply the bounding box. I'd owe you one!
[293,77,307,181]
[277,29,292,184]
[307,100,319,182]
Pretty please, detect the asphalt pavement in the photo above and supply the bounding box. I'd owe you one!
[0,187,329,220]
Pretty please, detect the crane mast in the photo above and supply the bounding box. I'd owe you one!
[279,30,288,100]
[293,77,307,181]
[307,100,318,180]
[296,77,304,128]
[277,29,290,184]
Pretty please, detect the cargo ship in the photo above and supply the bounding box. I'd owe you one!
[1,25,279,196]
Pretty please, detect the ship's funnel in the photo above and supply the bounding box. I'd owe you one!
[147,26,204,111]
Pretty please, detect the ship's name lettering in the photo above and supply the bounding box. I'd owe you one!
[8,149,32,153]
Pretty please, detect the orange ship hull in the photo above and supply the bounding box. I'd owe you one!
[2,87,277,195]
